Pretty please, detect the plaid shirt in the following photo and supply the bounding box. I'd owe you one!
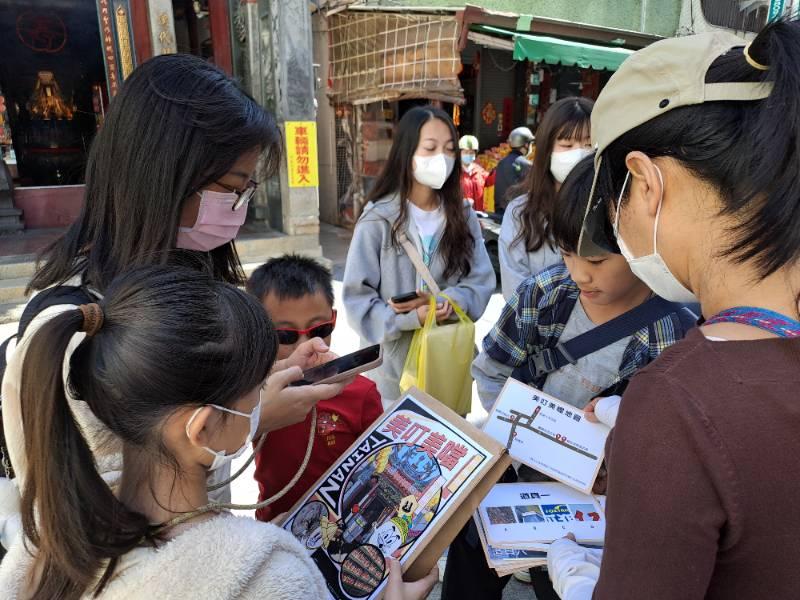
[484,263,690,392]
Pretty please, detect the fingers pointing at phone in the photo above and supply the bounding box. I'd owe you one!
[273,337,335,373]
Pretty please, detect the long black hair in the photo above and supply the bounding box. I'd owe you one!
[20,266,277,599]
[29,54,281,293]
[364,105,474,279]
[514,97,593,252]
[598,19,800,278]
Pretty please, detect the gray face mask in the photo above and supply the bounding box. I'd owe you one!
[613,167,698,304]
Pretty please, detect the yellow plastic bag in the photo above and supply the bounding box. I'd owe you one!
[399,294,475,416]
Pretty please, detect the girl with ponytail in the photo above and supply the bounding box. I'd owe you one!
[0,267,436,599]
[548,19,800,599]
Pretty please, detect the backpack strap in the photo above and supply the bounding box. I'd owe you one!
[0,285,94,480]
[521,296,688,380]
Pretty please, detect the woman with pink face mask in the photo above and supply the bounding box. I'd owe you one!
[343,105,495,405]
[0,55,345,528]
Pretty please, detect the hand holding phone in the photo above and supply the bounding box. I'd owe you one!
[389,291,430,314]
[290,344,383,386]
[390,291,420,304]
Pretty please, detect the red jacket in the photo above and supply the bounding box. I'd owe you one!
[460,163,488,211]
[253,375,383,521]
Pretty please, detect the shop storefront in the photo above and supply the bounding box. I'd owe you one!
[460,26,632,172]
[314,4,650,227]
[0,0,235,230]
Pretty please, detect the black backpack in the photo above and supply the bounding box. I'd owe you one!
[0,286,93,480]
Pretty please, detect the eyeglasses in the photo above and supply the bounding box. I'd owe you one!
[217,178,259,211]
[275,311,337,345]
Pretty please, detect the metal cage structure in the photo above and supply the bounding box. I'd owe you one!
[327,12,464,105]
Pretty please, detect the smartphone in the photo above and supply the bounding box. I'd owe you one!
[391,291,420,304]
[290,344,383,386]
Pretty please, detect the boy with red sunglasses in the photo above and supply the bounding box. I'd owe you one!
[246,255,384,522]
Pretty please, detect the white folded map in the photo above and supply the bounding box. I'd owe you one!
[483,378,611,494]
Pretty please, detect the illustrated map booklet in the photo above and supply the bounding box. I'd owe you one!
[477,482,606,548]
[282,387,510,600]
[483,378,611,493]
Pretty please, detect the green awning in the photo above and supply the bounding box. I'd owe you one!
[479,26,634,71]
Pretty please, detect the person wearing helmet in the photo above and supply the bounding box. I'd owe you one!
[492,126,534,212]
[459,135,489,210]
[548,20,800,599]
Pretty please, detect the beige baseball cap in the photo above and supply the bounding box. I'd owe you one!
[577,31,773,257]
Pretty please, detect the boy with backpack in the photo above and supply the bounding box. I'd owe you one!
[441,156,695,600]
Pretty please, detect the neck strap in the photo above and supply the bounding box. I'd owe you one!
[704,306,800,338]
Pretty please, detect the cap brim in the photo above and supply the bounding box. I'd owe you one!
[577,155,619,257]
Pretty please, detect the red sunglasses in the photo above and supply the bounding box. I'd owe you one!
[275,310,337,345]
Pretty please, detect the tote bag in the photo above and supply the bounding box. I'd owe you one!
[397,234,475,415]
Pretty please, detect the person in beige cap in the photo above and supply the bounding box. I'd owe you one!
[548,19,800,600]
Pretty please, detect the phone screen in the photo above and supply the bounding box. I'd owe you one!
[291,344,381,386]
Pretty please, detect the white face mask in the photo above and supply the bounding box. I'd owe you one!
[550,148,592,183]
[613,167,698,304]
[185,401,261,471]
[412,153,455,190]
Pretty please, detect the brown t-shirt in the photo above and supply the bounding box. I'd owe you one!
[595,328,800,599]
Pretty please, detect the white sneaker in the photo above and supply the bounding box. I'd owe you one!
[513,569,532,584]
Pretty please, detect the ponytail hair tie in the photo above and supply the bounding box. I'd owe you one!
[743,42,769,71]
[79,303,104,337]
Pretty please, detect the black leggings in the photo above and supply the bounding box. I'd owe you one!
[440,466,560,600]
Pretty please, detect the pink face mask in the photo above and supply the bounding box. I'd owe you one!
[176,189,248,252]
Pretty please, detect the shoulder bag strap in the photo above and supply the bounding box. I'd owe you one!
[398,231,442,297]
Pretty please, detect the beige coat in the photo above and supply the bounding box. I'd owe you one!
[0,513,328,599]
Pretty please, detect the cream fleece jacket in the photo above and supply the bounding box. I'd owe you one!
[0,513,327,599]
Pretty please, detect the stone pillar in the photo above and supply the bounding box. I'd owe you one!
[313,11,339,226]
[253,0,319,236]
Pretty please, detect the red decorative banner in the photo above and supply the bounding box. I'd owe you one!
[97,0,120,96]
